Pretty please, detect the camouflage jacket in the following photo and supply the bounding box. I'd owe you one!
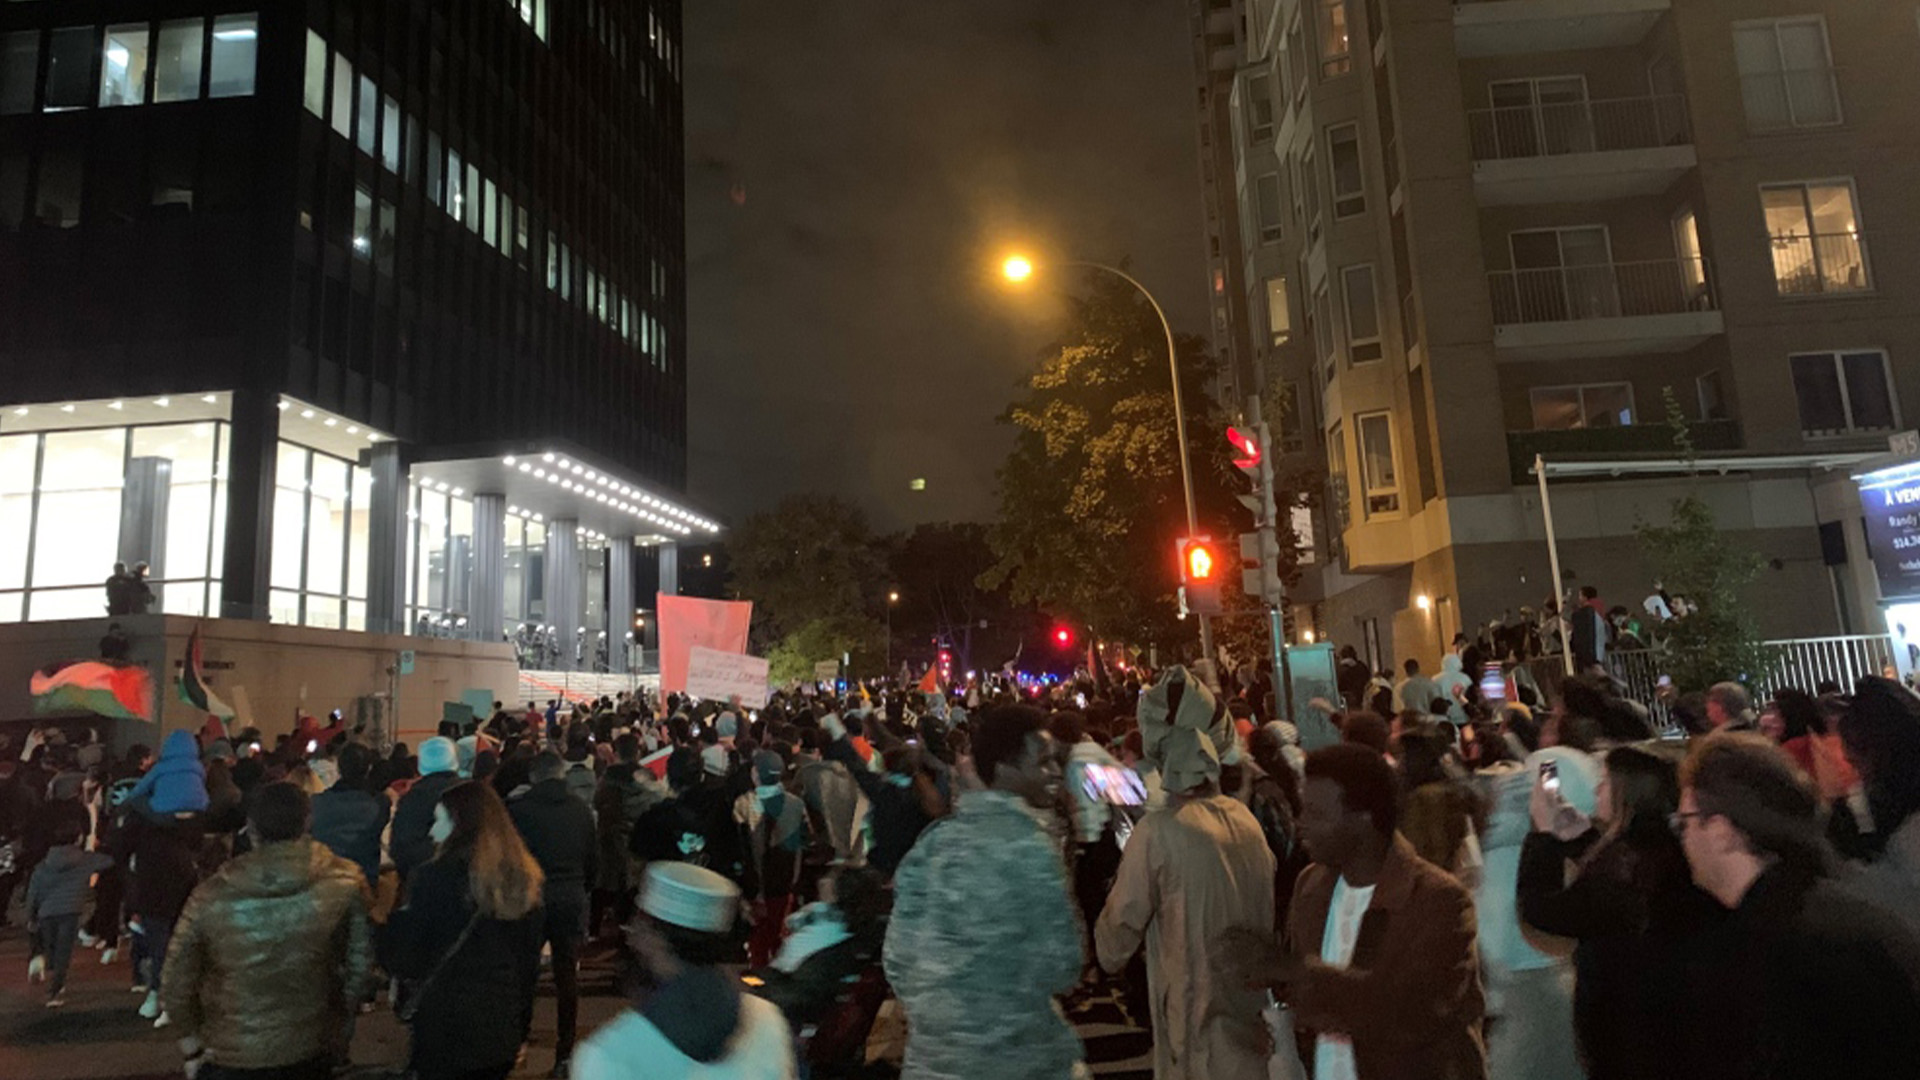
[884,788,1085,1080]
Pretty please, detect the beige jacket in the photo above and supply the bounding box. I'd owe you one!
[1096,792,1276,1080]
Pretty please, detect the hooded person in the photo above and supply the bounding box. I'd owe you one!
[389,737,462,882]
[734,750,810,968]
[571,862,796,1080]
[1842,677,1920,935]
[127,730,210,816]
[1096,666,1276,1080]
[1433,654,1474,709]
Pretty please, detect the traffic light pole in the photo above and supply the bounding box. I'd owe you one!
[1245,393,1294,723]
[1068,261,1215,667]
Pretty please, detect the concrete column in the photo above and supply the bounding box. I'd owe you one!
[470,494,506,644]
[658,542,680,599]
[607,537,633,674]
[545,519,580,670]
[118,457,173,577]
[218,388,280,621]
[363,442,409,635]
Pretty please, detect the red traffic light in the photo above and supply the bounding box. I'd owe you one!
[1185,540,1218,581]
[1054,627,1074,647]
[1227,425,1263,473]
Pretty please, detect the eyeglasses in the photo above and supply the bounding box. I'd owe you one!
[1668,810,1708,835]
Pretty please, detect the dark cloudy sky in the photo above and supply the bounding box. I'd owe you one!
[682,1,1210,533]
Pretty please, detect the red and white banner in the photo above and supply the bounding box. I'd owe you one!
[656,593,753,694]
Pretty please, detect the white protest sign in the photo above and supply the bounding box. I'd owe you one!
[813,659,840,683]
[686,645,771,707]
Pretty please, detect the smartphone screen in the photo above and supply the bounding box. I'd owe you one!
[1541,760,1561,793]
[1082,763,1147,807]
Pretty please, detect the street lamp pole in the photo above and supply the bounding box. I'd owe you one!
[1049,259,1215,666]
[886,590,900,676]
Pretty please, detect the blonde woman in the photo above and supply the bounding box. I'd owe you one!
[382,781,544,1080]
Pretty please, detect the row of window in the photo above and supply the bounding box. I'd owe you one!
[300,29,669,370]
[0,15,257,115]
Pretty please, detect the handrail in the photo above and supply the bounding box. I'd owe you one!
[1488,257,1716,326]
[1468,93,1690,161]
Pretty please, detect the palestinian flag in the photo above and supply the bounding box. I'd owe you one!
[31,660,154,721]
[917,665,939,694]
[639,746,673,781]
[178,624,235,720]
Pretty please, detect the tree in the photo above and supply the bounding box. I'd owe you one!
[1635,388,1774,689]
[765,614,885,685]
[885,522,1041,676]
[724,494,887,649]
[980,267,1237,645]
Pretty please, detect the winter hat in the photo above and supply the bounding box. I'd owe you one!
[701,743,731,777]
[641,861,740,933]
[752,749,784,786]
[455,736,479,778]
[417,736,459,776]
[202,738,235,764]
[716,712,739,740]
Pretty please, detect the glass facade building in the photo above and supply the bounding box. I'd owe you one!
[0,2,705,671]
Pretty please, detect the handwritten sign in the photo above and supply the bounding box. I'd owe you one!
[813,659,840,684]
[686,646,771,707]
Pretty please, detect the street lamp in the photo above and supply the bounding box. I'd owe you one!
[1000,252,1215,663]
[886,590,900,674]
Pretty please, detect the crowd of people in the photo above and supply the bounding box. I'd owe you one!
[1,644,1918,1080]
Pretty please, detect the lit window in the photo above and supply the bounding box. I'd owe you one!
[0,31,37,115]
[1733,17,1839,132]
[302,30,325,116]
[448,150,465,219]
[1266,277,1292,346]
[1763,181,1868,295]
[1328,124,1365,218]
[1254,173,1284,243]
[1342,265,1382,363]
[1529,384,1634,430]
[482,178,497,247]
[1791,350,1895,437]
[355,75,377,155]
[330,53,352,139]
[351,186,373,259]
[207,15,257,98]
[44,27,94,112]
[381,95,401,173]
[1357,411,1399,516]
[465,164,481,232]
[156,19,206,104]
[547,231,559,289]
[1319,0,1351,79]
[99,24,150,108]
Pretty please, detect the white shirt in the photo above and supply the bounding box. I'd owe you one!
[571,995,796,1080]
[1314,877,1377,1080]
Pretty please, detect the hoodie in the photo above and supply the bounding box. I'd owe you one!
[27,844,113,919]
[1433,654,1474,705]
[128,730,209,815]
[571,970,795,1079]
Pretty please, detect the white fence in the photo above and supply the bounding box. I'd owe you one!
[1579,634,1895,713]
[516,669,660,707]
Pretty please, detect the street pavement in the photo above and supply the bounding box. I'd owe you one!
[0,923,1153,1080]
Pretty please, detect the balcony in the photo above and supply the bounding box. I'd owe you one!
[1488,257,1724,361]
[1454,0,1669,59]
[1770,233,1872,297]
[1468,95,1696,205]
[1506,419,1743,483]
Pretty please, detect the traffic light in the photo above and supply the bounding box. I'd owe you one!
[1240,531,1284,606]
[1053,626,1074,648]
[1178,536,1224,616]
[1227,425,1263,474]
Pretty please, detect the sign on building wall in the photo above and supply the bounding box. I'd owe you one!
[1858,467,1920,601]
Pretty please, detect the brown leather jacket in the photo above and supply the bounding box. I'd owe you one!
[1286,834,1488,1080]
[162,837,373,1069]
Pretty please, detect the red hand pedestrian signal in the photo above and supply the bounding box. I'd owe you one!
[1187,542,1216,581]
[1227,425,1263,474]
[1178,537,1224,617]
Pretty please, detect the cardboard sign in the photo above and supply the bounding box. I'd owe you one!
[813,659,840,683]
[686,646,770,707]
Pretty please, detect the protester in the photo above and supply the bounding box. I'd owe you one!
[1396,658,1439,714]
[310,742,390,887]
[1677,732,1920,1079]
[1518,742,1716,1080]
[25,817,112,1006]
[1397,722,1483,887]
[120,767,206,1025]
[390,736,462,882]
[509,752,599,1077]
[384,781,545,1080]
[886,705,1085,1080]
[822,708,945,875]
[1703,682,1756,731]
[1096,667,1275,1080]
[591,738,665,939]
[735,750,809,968]
[571,862,796,1079]
[794,728,867,865]
[126,730,209,816]
[1838,676,1920,929]
[161,782,373,1079]
[1223,743,1486,1079]
[1053,710,1126,929]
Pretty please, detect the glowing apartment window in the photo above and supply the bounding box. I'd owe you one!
[330,53,353,139]
[1763,180,1868,295]
[99,24,150,108]
[1357,411,1400,516]
[1319,0,1351,78]
[302,31,326,116]
[1266,278,1292,346]
[207,15,257,98]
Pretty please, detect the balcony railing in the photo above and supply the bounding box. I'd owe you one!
[1770,232,1871,296]
[1468,94,1690,161]
[1489,257,1715,326]
[1505,419,1741,483]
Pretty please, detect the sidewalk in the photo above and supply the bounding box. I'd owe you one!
[0,924,621,1080]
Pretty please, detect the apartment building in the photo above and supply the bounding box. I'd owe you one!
[1197,0,1920,669]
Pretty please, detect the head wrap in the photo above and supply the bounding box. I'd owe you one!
[1137,665,1236,793]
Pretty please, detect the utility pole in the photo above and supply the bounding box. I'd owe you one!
[1237,395,1294,722]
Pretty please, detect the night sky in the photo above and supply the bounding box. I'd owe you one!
[683,1,1210,533]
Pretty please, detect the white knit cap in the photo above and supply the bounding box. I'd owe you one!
[641,862,740,933]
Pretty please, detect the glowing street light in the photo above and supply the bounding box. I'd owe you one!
[1001,254,1035,283]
